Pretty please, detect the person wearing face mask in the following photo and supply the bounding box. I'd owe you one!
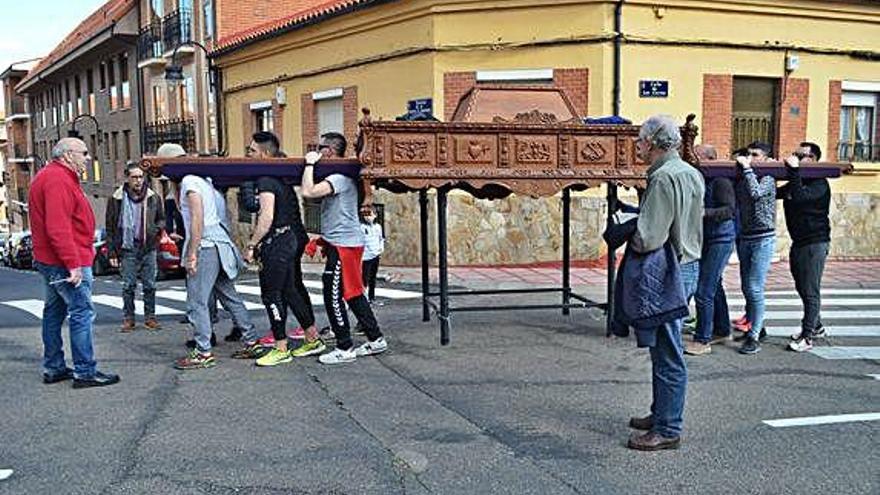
[625,115,704,451]
[29,138,121,388]
[105,162,165,333]
[359,206,385,304]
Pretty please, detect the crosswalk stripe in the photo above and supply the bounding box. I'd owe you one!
[156,289,264,311]
[728,298,880,307]
[2,300,45,319]
[760,310,880,320]
[766,326,880,338]
[867,374,880,381]
[233,284,321,306]
[91,295,183,315]
[808,347,880,360]
[301,280,421,299]
[764,289,880,297]
[763,412,880,428]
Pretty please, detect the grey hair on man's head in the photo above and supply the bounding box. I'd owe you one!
[51,137,84,159]
[639,114,682,151]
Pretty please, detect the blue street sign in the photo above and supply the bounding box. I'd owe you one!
[639,80,669,98]
[408,98,433,116]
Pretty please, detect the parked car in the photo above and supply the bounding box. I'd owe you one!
[93,229,183,279]
[92,229,115,276]
[7,232,33,269]
[0,233,10,264]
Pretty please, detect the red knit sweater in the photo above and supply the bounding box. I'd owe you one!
[29,160,96,270]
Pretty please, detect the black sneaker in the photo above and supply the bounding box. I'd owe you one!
[224,326,244,342]
[72,371,121,389]
[738,337,761,355]
[43,367,74,384]
[734,327,767,343]
[186,333,217,349]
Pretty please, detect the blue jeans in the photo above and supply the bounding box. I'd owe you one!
[680,260,700,303]
[694,241,735,343]
[737,236,776,338]
[649,317,687,437]
[121,247,157,319]
[34,262,97,378]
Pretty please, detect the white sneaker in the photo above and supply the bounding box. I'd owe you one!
[788,338,814,353]
[354,337,388,357]
[318,347,357,365]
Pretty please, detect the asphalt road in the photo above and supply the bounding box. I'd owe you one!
[0,266,877,494]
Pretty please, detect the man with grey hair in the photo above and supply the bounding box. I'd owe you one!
[626,115,704,450]
[29,138,120,388]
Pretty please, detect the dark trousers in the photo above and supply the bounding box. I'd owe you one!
[120,247,157,319]
[322,244,381,350]
[789,242,829,339]
[362,256,380,301]
[258,231,316,340]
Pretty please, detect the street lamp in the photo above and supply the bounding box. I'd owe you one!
[164,41,223,155]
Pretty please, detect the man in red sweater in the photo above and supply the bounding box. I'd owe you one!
[29,137,120,388]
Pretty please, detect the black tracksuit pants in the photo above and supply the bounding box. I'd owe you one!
[258,231,315,340]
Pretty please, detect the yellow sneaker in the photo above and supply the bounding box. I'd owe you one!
[255,348,292,367]
[291,339,327,358]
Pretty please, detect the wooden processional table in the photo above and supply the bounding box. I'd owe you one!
[142,113,851,345]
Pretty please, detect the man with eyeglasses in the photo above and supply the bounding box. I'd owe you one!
[105,161,165,332]
[778,142,831,352]
[29,137,120,388]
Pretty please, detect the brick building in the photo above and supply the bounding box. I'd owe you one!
[1,59,41,232]
[15,0,142,223]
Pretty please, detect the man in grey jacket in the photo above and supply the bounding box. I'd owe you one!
[627,115,704,451]
[105,162,165,332]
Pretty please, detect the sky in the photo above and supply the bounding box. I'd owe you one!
[0,0,107,109]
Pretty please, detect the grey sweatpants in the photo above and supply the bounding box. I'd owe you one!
[187,246,257,352]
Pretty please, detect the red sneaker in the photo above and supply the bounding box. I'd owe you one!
[732,315,750,332]
[288,327,306,340]
[257,334,276,347]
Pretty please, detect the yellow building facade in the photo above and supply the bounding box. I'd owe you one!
[215,0,880,265]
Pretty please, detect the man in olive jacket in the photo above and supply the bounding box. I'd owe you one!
[105,161,165,331]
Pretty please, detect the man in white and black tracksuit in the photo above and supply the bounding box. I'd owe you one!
[301,132,387,365]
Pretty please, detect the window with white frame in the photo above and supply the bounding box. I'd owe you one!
[250,100,274,133]
[840,81,880,162]
[313,88,343,139]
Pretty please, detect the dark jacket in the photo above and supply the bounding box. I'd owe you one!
[105,184,165,252]
[777,167,831,248]
[735,168,776,240]
[703,177,736,244]
[611,241,689,347]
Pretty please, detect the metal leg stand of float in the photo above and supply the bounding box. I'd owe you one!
[437,187,451,345]
[419,189,431,322]
[562,187,572,316]
[605,182,619,336]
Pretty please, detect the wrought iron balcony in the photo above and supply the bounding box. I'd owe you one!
[137,20,164,62]
[143,118,196,155]
[163,9,193,53]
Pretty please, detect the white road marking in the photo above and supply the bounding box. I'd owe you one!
[2,299,45,319]
[764,289,880,297]
[763,413,880,428]
[758,310,880,320]
[158,288,265,311]
[91,295,183,315]
[728,298,880,307]
[766,326,880,338]
[808,347,880,360]
[233,284,320,307]
[867,374,880,380]
[301,280,420,299]
[0,469,12,481]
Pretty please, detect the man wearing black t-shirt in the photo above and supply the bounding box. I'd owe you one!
[243,132,323,366]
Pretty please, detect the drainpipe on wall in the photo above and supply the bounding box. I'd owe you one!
[613,0,625,117]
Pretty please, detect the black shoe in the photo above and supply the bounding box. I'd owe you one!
[43,367,74,384]
[224,327,243,342]
[179,315,190,324]
[813,324,826,338]
[628,415,653,431]
[738,337,761,355]
[186,333,217,349]
[72,371,120,389]
[734,327,767,342]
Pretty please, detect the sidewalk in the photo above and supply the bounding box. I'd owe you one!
[302,260,880,291]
